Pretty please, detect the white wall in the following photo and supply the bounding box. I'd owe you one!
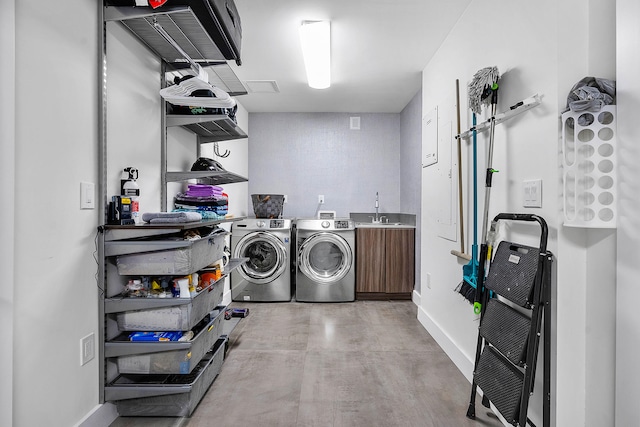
[616,1,640,425]
[0,1,15,426]
[419,0,616,426]
[13,1,100,426]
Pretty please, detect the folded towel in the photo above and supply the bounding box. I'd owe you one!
[142,211,202,223]
[185,184,224,198]
[173,208,227,220]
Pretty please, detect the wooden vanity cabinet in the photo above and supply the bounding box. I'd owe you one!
[356,227,415,299]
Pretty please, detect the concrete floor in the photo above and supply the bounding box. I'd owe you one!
[110,300,504,427]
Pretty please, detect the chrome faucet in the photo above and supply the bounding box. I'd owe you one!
[370,192,382,223]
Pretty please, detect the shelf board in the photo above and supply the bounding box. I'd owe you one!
[166,170,248,185]
[104,5,246,96]
[166,115,247,141]
[104,230,229,257]
[104,217,245,242]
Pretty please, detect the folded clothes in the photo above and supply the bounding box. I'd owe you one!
[185,184,224,198]
[174,204,228,215]
[141,211,203,223]
[188,184,223,192]
[176,192,227,202]
[174,196,228,207]
[173,208,227,220]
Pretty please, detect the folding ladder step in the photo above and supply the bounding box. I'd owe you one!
[474,345,524,426]
[485,241,539,307]
[480,298,531,366]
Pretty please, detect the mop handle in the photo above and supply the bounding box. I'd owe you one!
[480,94,498,245]
[472,114,478,247]
[475,86,499,315]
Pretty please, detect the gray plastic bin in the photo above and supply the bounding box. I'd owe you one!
[116,231,226,275]
[108,338,225,417]
[115,309,224,374]
[116,280,224,331]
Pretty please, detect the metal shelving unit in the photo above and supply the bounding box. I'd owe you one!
[98,1,249,415]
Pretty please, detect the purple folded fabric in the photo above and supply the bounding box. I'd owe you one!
[185,184,224,198]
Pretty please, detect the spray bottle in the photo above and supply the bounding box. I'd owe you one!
[121,167,140,224]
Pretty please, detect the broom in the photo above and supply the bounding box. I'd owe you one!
[455,113,479,304]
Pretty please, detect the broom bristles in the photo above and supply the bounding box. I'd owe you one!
[455,280,476,304]
[468,66,500,115]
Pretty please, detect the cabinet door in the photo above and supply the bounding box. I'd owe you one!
[356,228,386,293]
[384,229,415,294]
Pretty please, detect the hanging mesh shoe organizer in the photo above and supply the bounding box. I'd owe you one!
[466,213,552,427]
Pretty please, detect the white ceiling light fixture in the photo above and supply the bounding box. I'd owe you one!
[299,20,331,89]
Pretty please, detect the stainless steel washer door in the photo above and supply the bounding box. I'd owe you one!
[298,232,352,284]
[234,231,288,284]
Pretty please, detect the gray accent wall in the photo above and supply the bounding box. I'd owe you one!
[247,113,402,219]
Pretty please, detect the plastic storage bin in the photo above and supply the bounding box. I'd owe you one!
[108,338,226,417]
[114,308,224,374]
[116,231,226,275]
[561,106,617,228]
[116,280,224,331]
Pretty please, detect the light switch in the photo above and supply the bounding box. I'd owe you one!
[80,182,95,209]
[523,179,542,208]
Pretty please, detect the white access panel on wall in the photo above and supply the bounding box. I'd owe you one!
[436,120,456,242]
[421,104,457,242]
[422,107,438,167]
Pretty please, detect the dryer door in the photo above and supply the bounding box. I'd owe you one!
[298,232,352,284]
[233,231,288,284]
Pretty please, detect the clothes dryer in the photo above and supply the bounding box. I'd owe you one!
[295,218,356,302]
[231,218,293,302]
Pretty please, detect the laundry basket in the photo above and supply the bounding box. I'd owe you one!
[251,194,284,218]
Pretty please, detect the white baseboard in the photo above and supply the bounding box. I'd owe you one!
[416,304,474,382]
[412,289,421,306]
[75,403,118,427]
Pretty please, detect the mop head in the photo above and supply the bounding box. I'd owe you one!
[468,66,500,115]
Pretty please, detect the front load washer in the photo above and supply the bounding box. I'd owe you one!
[231,218,293,302]
[295,218,356,302]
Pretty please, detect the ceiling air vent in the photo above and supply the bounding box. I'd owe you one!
[244,80,280,93]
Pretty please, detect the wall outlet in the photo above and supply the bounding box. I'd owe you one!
[318,195,325,204]
[523,179,542,208]
[426,272,432,289]
[81,333,95,366]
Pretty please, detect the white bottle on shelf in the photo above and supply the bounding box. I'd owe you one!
[121,167,140,224]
